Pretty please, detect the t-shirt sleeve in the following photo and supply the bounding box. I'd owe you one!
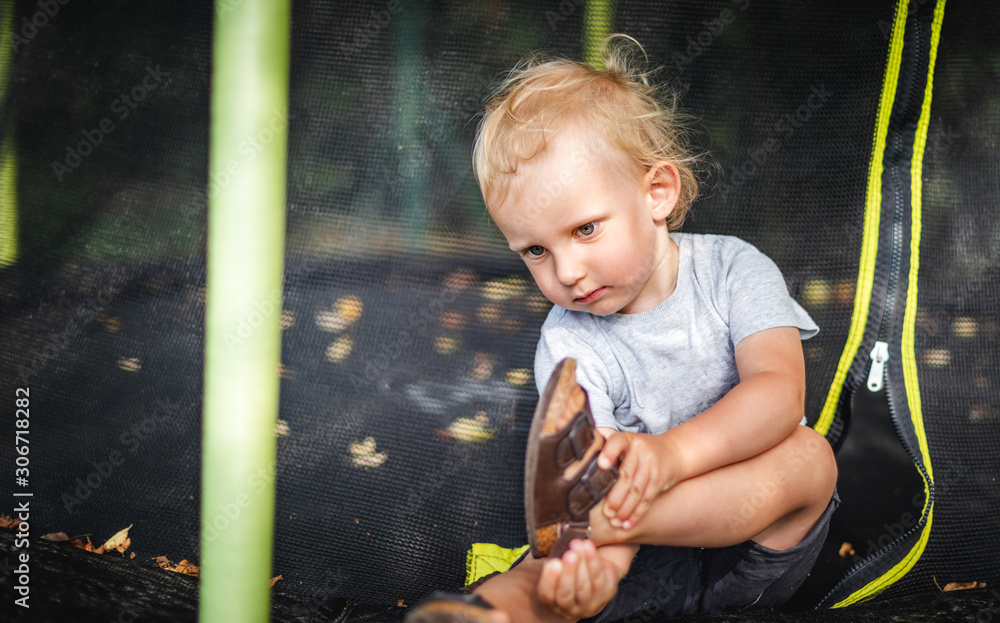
[534,319,620,430]
[719,239,819,347]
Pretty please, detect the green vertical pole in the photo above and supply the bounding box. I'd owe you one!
[0,1,18,268]
[393,5,428,253]
[583,0,615,68]
[200,1,289,622]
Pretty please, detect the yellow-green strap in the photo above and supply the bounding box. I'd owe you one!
[466,543,530,586]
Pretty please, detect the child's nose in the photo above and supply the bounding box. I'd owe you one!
[554,253,586,286]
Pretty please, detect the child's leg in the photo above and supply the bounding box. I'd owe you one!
[473,540,638,622]
[590,425,837,552]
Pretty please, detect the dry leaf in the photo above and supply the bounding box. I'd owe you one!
[397,599,406,607]
[174,559,200,576]
[41,532,70,542]
[270,575,283,588]
[0,514,21,530]
[944,581,986,592]
[153,555,200,576]
[838,542,855,558]
[151,555,173,569]
[102,524,133,555]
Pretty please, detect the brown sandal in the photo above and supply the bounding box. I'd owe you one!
[524,358,618,559]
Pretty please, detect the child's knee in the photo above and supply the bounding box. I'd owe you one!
[784,426,837,504]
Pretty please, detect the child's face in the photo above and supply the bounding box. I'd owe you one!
[489,126,680,316]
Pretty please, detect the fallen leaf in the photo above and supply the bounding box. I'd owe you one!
[130,552,136,559]
[944,581,986,592]
[270,575,283,587]
[174,559,200,576]
[41,532,70,542]
[0,514,21,530]
[102,524,133,555]
[838,542,855,558]
[397,599,406,607]
[151,556,173,569]
[348,436,388,468]
[437,413,496,443]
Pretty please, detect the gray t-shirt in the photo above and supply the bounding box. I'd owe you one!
[534,233,818,434]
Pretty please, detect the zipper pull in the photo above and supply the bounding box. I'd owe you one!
[868,341,889,392]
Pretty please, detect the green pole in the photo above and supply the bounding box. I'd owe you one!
[392,5,429,253]
[200,1,289,622]
[583,0,615,68]
[0,1,18,268]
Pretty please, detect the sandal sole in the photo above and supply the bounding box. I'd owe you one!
[524,358,616,558]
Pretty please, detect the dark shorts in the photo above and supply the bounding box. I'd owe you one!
[586,490,840,622]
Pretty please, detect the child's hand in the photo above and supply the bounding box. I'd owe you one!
[536,539,619,620]
[598,431,684,530]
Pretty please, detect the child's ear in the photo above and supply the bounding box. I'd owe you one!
[643,161,681,221]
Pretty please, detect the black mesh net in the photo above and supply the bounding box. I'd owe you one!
[0,0,997,620]
[882,0,1000,599]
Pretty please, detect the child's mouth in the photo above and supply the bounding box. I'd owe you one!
[574,287,605,304]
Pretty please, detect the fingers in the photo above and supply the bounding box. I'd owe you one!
[597,431,627,471]
[536,540,617,620]
[618,455,660,529]
[598,432,630,517]
[601,433,643,525]
[600,433,667,530]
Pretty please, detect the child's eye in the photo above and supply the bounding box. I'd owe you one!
[577,222,597,236]
[525,245,546,257]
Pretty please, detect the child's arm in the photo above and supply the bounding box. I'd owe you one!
[597,326,806,530]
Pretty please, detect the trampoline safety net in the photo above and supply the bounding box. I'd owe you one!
[0,0,998,620]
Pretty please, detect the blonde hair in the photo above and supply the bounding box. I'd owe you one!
[473,35,702,230]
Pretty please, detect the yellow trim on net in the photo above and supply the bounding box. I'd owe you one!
[814,0,910,436]
[833,0,946,607]
[465,543,530,586]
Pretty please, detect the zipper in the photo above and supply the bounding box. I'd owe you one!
[821,5,934,607]
[867,341,889,392]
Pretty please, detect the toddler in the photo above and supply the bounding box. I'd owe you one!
[410,36,838,623]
